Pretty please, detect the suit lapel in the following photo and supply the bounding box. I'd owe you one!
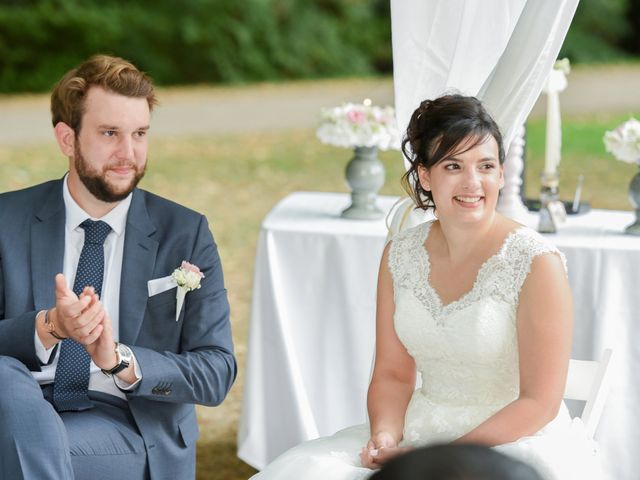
[119,189,158,344]
[31,181,65,311]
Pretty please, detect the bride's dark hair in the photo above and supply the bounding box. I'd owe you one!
[401,94,505,211]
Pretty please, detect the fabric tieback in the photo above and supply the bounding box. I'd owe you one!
[52,219,111,412]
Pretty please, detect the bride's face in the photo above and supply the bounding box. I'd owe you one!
[418,135,504,224]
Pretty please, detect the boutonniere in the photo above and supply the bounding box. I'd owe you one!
[171,261,205,321]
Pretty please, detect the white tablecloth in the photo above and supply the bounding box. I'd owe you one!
[238,191,638,480]
[547,210,639,480]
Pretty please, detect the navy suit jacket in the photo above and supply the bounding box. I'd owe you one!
[0,179,237,479]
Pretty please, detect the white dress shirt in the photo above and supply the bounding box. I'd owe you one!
[32,175,141,399]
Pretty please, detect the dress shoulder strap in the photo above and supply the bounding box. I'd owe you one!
[387,221,432,289]
[502,227,567,299]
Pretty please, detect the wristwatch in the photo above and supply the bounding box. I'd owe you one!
[101,342,133,376]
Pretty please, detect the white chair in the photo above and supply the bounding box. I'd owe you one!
[564,349,613,439]
[384,197,431,242]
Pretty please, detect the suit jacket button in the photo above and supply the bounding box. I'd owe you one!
[152,387,160,394]
[164,389,171,395]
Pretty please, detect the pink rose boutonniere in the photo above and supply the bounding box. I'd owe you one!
[171,261,205,321]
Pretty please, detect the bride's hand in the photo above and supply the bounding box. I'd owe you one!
[370,444,412,466]
[360,431,402,469]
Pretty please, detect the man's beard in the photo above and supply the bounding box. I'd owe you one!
[74,143,146,203]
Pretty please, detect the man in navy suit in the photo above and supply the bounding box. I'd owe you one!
[0,55,237,479]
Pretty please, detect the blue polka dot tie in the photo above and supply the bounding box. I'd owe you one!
[52,219,111,412]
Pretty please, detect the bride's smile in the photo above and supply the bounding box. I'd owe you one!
[418,135,504,225]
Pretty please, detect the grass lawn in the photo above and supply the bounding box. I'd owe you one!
[0,113,634,480]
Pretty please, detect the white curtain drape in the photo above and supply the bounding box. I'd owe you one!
[388,0,579,232]
[391,0,579,152]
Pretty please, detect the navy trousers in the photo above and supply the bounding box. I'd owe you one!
[0,356,148,480]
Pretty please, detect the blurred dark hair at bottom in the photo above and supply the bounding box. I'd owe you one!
[369,444,543,480]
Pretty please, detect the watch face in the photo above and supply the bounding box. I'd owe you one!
[118,343,133,361]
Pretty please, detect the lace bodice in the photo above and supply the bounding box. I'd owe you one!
[388,221,565,445]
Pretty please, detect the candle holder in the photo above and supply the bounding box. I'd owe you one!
[538,171,567,234]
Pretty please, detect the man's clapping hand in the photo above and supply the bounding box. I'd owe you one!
[51,274,117,370]
[52,273,105,344]
[82,295,117,372]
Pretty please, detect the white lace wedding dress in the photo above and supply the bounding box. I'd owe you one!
[252,221,602,480]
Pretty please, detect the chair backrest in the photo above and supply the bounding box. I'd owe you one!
[385,197,433,242]
[564,348,613,438]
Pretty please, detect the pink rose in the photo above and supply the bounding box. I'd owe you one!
[347,110,365,124]
[181,261,205,279]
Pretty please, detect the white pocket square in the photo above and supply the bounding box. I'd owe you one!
[147,275,177,297]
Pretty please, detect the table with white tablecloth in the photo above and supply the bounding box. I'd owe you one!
[543,209,639,480]
[237,192,398,470]
[238,191,639,480]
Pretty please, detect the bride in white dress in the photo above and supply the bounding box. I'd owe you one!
[252,95,602,480]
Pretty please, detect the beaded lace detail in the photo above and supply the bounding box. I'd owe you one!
[387,221,566,446]
[388,221,566,323]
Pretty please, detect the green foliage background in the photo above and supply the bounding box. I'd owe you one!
[0,0,391,92]
[561,0,635,62]
[0,0,638,93]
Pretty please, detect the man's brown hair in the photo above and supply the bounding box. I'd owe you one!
[51,54,157,134]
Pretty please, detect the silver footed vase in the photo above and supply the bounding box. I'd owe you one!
[626,167,640,235]
[341,146,385,220]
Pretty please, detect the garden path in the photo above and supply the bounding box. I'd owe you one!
[1,64,639,147]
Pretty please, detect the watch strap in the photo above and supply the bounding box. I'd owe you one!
[102,362,128,376]
[101,342,131,376]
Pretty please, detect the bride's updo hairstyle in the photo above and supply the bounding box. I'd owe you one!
[401,94,505,210]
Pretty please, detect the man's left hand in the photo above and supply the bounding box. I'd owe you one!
[82,293,117,371]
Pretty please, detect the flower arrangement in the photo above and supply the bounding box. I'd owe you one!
[316,98,401,151]
[172,261,204,321]
[543,58,570,94]
[172,261,204,291]
[603,117,640,165]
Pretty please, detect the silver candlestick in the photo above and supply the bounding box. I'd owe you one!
[538,171,566,234]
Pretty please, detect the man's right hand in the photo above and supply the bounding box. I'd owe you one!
[50,273,106,345]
